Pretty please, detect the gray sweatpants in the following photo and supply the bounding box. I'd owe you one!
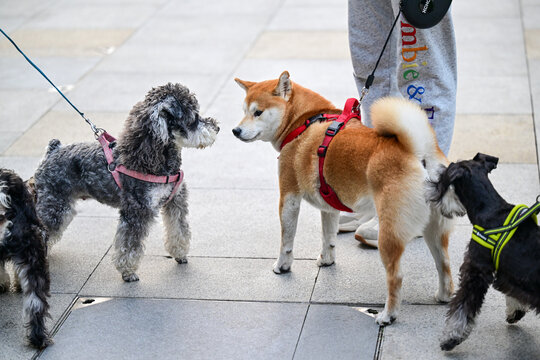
[348,0,457,155]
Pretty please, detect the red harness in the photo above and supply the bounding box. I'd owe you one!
[280,98,361,213]
[98,132,184,205]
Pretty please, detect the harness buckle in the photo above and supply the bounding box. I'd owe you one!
[325,121,344,136]
[317,145,328,157]
[108,162,116,172]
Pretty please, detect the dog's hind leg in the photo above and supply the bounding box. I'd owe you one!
[423,209,454,302]
[505,296,528,324]
[161,187,191,264]
[13,240,51,348]
[113,202,155,282]
[317,210,339,267]
[273,193,301,274]
[377,222,405,326]
[36,196,76,246]
[440,251,494,351]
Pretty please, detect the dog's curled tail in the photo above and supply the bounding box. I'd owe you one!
[371,97,441,162]
[45,139,62,156]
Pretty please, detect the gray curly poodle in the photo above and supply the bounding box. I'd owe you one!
[33,83,219,282]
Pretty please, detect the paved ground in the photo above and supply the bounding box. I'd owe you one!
[1,0,540,359]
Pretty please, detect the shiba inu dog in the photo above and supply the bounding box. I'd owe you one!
[232,71,456,325]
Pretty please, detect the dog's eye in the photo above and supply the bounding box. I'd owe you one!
[0,214,6,222]
[254,110,263,117]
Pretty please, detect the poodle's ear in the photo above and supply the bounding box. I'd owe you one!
[234,78,255,92]
[473,153,498,173]
[273,71,292,101]
[149,102,171,144]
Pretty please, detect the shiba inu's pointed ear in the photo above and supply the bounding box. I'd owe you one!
[235,78,255,92]
[274,71,292,101]
[473,153,498,173]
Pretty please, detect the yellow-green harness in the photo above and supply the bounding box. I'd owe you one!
[471,202,540,271]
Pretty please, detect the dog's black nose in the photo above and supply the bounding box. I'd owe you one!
[232,127,242,137]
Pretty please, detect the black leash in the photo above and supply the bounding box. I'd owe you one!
[0,27,103,137]
[359,10,402,104]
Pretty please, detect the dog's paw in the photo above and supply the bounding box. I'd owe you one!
[122,273,140,282]
[506,310,526,324]
[272,261,291,274]
[376,311,396,326]
[435,291,452,303]
[440,337,461,351]
[175,257,188,264]
[316,254,335,267]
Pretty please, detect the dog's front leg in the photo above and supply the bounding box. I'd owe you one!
[317,211,339,267]
[274,193,301,274]
[161,186,191,264]
[113,202,155,282]
[440,250,494,351]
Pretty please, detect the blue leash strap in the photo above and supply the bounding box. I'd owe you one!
[0,27,102,137]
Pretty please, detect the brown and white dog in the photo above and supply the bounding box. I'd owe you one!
[232,71,456,325]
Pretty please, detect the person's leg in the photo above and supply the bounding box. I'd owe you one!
[397,10,457,155]
[349,0,401,126]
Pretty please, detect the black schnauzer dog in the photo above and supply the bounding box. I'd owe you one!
[430,153,540,351]
[0,169,51,348]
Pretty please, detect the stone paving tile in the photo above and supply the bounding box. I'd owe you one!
[294,304,379,360]
[247,31,350,60]
[4,111,125,157]
[311,225,473,306]
[268,5,348,31]
[456,75,532,115]
[0,132,22,154]
[48,217,116,293]
[523,3,540,30]
[50,71,220,113]
[0,89,59,134]
[0,56,101,90]
[526,29,540,60]
[81,255,319,303]
[40,298,307,360]
[452,0,520,18]
[145,188,323,259]
[24,3,160,29]
[0,293,75,360]
[381,293,540,359]
[448,114,537,164]
[0,29,134,57]
[158,0,278,16]
[234,59,359,107]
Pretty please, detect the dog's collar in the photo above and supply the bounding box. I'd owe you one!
[471,202,540,271]
[98,131,183,205]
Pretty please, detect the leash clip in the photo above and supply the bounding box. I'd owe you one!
[359,86,369,104]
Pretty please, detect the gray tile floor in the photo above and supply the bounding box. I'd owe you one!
[1,0,540,359]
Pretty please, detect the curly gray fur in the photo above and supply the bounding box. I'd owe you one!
[34,83,219,282]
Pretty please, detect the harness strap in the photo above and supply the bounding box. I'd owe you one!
[280,114,338,150]
[98,132,184,204]
[471,202,540,271]
[317,98,361,213]
[278,98,361,213]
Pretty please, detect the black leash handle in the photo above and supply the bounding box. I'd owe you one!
[0,28,103,137]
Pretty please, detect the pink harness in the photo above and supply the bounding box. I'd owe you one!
[98,132,184,204]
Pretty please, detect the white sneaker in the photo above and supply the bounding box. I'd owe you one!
[338,212,374,233]
[354,216,379,248]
